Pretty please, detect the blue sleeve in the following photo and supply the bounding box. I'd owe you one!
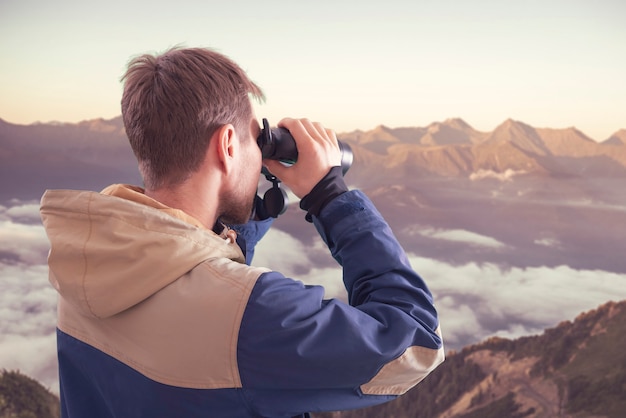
[237,190,443,416]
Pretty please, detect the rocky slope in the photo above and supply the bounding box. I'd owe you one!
[4,301,624,418]
[314,300,626,418]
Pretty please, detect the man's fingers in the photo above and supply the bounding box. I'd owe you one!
[263,160,286,178]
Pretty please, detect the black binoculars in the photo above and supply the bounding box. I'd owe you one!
[255,118,353,219]
[257,118,353,175]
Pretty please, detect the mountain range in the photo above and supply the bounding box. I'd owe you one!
[342,118,626,181]
[2,116,626,274]
[2,116,625,203]
[0,117,139,202]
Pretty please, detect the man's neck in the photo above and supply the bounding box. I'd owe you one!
[145,180,218,230]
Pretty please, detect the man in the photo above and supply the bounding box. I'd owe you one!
[40,47,444,418]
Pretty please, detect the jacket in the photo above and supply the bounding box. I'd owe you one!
[40,184,444,417]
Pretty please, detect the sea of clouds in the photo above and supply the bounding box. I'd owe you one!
[0,200,58,392]
[253,228,626,350]
[1,199,625,395]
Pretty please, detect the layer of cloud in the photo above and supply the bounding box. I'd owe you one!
[0,200,58,392]
[406,227,507,249]
[2,201,625,396]
[1,201,42,223]
[0,219,50,264]
[469,169,526,181]
[0,262,58,394]
[255,228,626,352]
[534,237,561,248]
[0,200,50,264]
[408,257,626,350]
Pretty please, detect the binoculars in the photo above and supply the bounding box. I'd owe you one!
[255,118,353,218]
[257,118,353,175]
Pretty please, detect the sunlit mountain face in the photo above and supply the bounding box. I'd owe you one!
[274,117,626,273]
[1,116,626,393]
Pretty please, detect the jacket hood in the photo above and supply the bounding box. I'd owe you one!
[40,188,245,318]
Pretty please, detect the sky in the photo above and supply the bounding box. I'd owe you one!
[1,0,625,141]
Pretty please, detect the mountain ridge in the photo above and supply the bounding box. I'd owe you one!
[2,115,623,143]
[3,114,626,275]
[335,117,626,182]
[604,129,626,146]
[5,300,624,417]
[314,299,626,418]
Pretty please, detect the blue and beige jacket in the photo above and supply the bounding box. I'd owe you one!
[40,184,444,417]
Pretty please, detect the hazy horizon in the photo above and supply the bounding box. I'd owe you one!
[1,113,624,144]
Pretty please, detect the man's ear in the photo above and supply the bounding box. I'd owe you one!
[213,124,236,174]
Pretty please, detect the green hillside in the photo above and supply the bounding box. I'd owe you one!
[0,370,59,418]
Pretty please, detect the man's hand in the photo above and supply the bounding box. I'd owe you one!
[263,118,342,199]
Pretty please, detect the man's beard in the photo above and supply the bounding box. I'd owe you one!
[218,186,256,225]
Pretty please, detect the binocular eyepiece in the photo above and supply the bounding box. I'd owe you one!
[257,118,353,175]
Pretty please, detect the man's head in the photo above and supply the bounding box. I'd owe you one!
[121,47,264,190]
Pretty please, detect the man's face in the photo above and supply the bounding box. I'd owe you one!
[218,116,262,225]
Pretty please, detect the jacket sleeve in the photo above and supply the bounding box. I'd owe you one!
[236,190,444,416]
[229,217,273,265]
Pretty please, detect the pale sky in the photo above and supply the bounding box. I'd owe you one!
[1,0,624,140]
